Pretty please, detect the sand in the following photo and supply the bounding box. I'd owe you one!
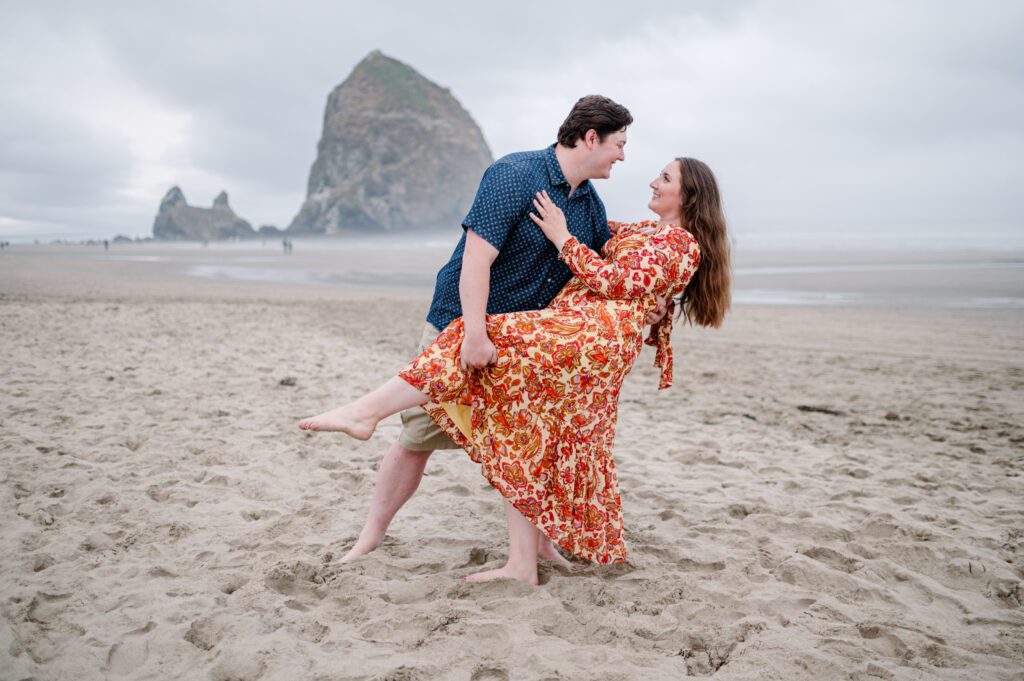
[1,248,1022,680]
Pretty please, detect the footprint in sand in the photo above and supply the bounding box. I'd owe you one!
[799,545,862,573]
[316,459,344,470]
[726,503,753,519]
[80,531,115,552]
[146,483,174,502]
[209,650,266,681]
[106,622,155,675]
[26,592,72,625]
[459,547,497,568]
[378,667,416,681]
[758,597,817,621]
[184,616,226,651]
[381,579,436,605]
[219,574,249,595]
[677,557,726,573]
[264,560,327,597]
[856,623,912,660]
[240,509,276,521]
[296,619,329,643]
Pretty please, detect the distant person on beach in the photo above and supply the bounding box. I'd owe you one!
[300,157,732,583]
[304,95,634,569]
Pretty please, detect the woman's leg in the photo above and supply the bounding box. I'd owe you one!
[298,376,428,439]
[464,500,541,586]
[537,534,573,568]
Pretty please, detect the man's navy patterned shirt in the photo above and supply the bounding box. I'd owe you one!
[426,144,611,331]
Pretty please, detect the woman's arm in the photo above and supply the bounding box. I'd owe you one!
[530,191,698,300]
[559,234,694,299]
[607,220,627,236]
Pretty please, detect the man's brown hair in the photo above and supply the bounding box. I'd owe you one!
[557,95,633,147]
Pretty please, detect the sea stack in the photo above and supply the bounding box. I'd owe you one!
[153,188,255,240]
[287,51,493,234]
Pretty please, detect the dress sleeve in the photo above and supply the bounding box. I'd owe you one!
[561,227,700,390]
[558,228,699,301]
[644,300,677,390]
[601,221,626,257]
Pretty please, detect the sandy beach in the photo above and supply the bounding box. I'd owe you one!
[1,244,1022,680]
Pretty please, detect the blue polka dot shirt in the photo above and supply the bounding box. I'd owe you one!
[426,144,611,331]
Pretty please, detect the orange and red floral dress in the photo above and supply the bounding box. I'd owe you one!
[398,221,701,564]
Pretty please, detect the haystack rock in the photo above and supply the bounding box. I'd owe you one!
[153,188,255,240]
[287,51,493,234]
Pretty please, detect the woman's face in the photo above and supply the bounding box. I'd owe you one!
[648,161,683,222]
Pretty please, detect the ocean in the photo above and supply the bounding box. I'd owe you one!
[2,236,1022,310]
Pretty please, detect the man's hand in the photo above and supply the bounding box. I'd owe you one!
[459,229,500,371]
[460,330,498,371]
[646,295,669,325]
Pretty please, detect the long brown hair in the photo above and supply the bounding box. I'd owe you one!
[675,157,731,327]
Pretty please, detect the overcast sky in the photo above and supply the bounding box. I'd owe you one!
[2,1,1022,247]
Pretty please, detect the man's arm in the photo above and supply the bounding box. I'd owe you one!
[459,229,499,370]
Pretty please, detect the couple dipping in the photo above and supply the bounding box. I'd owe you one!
[299,95,731,585]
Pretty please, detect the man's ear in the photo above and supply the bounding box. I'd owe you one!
[584,129,598,149]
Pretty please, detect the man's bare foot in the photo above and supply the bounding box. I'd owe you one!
[538,539,574,569]
[298,404,375,439]
[462,564,539,586]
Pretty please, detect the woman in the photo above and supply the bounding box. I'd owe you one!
[299,158,731,585]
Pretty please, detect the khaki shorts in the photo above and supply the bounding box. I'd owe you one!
[398,322,459,451]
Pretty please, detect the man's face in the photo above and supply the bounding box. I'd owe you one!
[588,128,627,180]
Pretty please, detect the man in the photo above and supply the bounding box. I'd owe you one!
[340,95,633,563]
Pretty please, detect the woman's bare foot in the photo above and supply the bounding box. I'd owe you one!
[338,537,382,563]
[297,403,376,439]
[538,538,574,569]
[462,563,539,586]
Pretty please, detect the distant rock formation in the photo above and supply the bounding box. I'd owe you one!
[153,188,255,240]
[287,50,493,234]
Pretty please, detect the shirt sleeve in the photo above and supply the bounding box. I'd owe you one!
[558,228,700,300]
[461,162,529,252]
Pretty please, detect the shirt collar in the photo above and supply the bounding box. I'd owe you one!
[545,144,592,198]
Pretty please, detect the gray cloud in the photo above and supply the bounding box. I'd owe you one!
[1,0,1021,245]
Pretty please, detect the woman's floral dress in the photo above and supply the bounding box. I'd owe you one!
[398,221,701,564]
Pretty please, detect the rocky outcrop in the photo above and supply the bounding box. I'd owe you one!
[153,188,255,240]
[287,50,493,234]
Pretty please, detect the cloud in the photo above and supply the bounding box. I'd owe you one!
[0,0,1021,243]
